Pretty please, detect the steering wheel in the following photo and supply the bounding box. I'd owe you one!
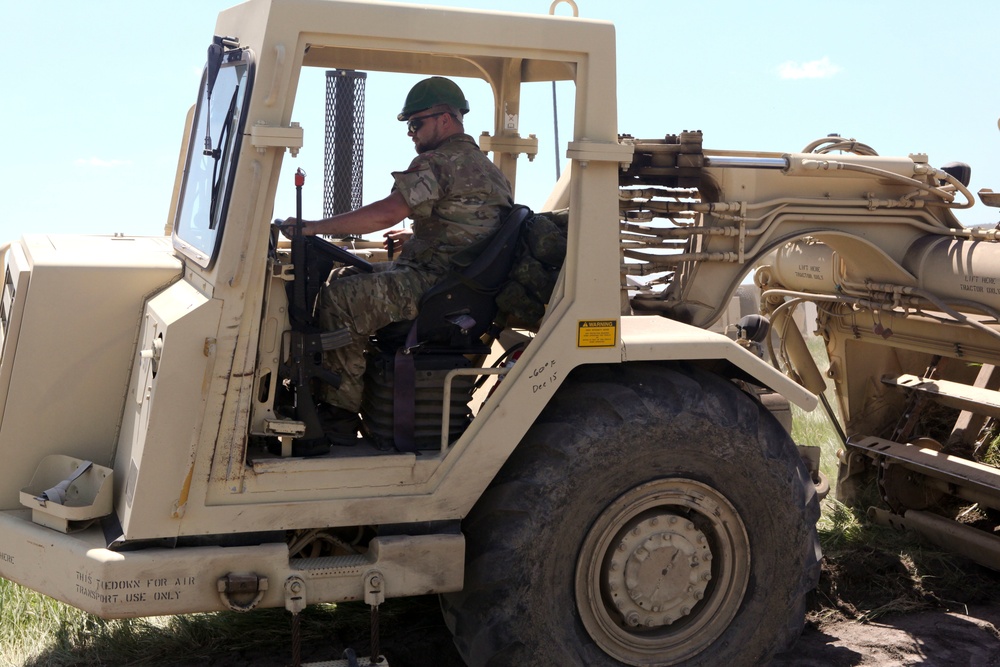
[273,220,374,274]
[306,234,375,274]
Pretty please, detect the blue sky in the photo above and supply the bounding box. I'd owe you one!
[3,0,999,245]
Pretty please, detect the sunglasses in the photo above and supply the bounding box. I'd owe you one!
[406,111,450,133]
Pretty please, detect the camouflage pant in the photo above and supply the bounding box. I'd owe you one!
[317,262,439,411]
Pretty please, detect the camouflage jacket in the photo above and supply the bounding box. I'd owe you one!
[392,133,513,274]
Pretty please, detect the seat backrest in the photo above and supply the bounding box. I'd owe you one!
[413,205,531,346]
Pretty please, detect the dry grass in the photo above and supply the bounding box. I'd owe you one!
[808,497,1000,625]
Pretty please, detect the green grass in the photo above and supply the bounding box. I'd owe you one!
[789,334,843,487]
[791,398,841,491]
[0,580,454,666]
[979,423,1000,467]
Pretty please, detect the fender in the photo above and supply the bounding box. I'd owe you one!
[619,314,818,410]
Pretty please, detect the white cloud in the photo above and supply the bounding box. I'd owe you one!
[76,158,133,168]
[777,56,842,80]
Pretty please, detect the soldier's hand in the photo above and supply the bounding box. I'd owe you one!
[383,228,412,252]
[275,217,301,239]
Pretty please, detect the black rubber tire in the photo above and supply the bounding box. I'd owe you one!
[441,362,820,666]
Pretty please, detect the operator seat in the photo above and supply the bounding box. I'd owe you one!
[362,205,532,451]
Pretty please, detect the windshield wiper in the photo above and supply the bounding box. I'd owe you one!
[202,35,240,158]
[208,86,241,228]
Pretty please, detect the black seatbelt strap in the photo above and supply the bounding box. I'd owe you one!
[393,322,419,452]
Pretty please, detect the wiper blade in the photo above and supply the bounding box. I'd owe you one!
[208,86,241,228]
[202,36,240,157]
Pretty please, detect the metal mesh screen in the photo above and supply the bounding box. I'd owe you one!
[324,70,367,217]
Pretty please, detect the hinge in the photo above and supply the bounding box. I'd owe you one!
[251,121,304,156]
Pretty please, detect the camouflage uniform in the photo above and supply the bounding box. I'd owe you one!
[319,133,513,411]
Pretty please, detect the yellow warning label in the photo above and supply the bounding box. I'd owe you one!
[577,320,617,348]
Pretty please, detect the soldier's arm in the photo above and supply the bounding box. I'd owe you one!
[288,191,412,237]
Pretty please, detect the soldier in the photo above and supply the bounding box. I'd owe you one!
[285,76,513,448]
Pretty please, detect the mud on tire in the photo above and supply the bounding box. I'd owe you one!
[441,362,820,666]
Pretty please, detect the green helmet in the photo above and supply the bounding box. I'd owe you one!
[397,77,470,121]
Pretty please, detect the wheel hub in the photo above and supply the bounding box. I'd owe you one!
[607,515,712,628]
[577,478,750,665]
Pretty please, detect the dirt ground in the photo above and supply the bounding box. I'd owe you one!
[377,546,1000,667]
[274,598,1000,667]
[377,607,1000,667]
[156,595,1000,667]
[157,543,1000,667]
[278,602,1000,667]
[770,547,1000,667]
[771,605,1000,666]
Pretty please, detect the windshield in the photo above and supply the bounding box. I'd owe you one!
[174,48,253,267]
